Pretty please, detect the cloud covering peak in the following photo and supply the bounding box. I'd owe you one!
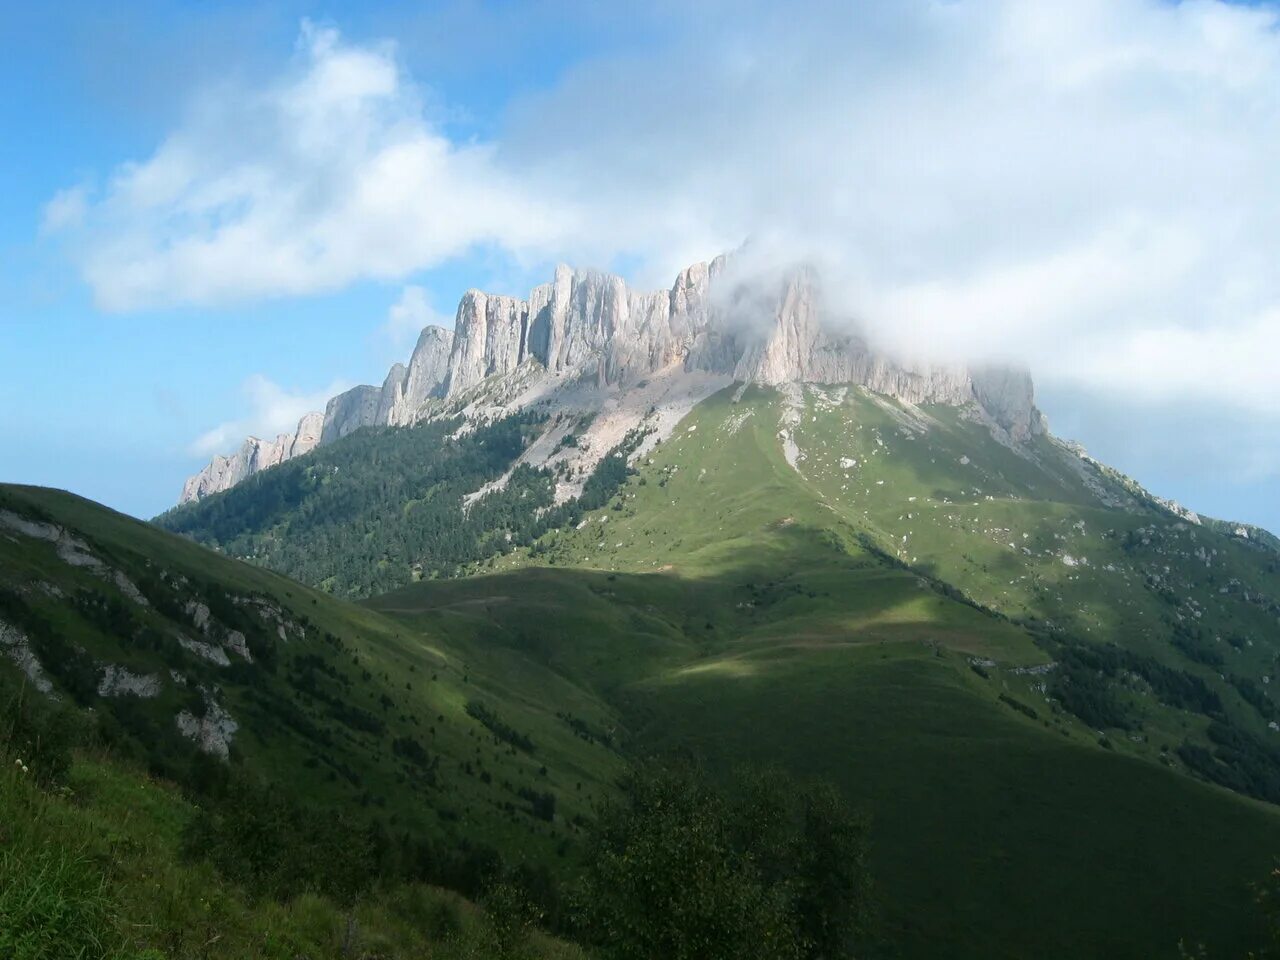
[45,0,1280,416]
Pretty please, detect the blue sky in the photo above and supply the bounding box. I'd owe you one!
[2,0,1279,533]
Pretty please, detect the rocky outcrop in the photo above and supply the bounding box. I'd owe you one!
[0,618,57,698]
[176,691,238,760]
[179,255,1045,504]
[393,325,454,423]
[98,665,161,698]
[321,385,380,445]
[970,367,1045,441]
[180,412,322,504]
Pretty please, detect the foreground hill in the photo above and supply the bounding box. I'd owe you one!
[0,483,622,877]
[0,749,584,959]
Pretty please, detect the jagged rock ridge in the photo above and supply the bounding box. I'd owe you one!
[181,413,322,504]
[179,257,1043,504]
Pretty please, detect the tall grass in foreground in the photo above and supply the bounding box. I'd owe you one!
[0,676,581,959]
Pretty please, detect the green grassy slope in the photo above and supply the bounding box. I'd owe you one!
[373,556,1280,958]
[0,746,584,959]
[0,483,620,874]
[366,384,1280,958]
[484,385,1280,772]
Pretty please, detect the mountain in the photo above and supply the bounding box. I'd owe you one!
[26,251,1280,956]
[180,412,324,503]
[180,256,1041,503]
[154,375,1280,956]
[368,384,1280,957]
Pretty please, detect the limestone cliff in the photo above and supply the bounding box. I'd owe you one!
[180,412,322,503]
[178,256,1043,504]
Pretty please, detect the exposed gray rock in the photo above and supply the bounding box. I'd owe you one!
[290,412,324,457]
[177,634,231,667]
[176,692,238,760]
[113,570,150,607]
[376,362,408,426]
[0,509,102,568]
[98,665,162,698]
[180,411,323,504]
[0,510,62,542]
[396,325,454,420]
[185,600,212,633]
[971,367,1045,441]
[179,255,1044,503]
[0,618,57,698]
[2,511,156,609]
[321,384,381,445]
[225,630,252,662]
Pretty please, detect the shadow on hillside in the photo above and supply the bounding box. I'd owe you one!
[367,520,1035,674]
[369,513,1280,960]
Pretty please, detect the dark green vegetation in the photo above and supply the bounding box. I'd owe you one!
[573,763,872,960]
[156,414,548,597]
[0,683,583,959]
[156,413,642,599]
[8,379,1280,957]
[0,485,622,926]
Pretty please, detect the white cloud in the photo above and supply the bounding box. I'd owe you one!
[497,0,1280,414]
[383,284,449,349]
[47,2,1280,419]
[54,20,572,312]
[40,185,87,235]
[188,373,349,457]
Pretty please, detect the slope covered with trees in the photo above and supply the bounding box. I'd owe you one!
[157,413,640,599]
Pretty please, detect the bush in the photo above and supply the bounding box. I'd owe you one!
[180,773,384,905]
[573,762,872,960]
[466,701,535,753]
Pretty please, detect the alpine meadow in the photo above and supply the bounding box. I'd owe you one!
[6,3,1280,959]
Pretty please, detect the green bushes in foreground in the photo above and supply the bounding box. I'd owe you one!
[572,763,874,960]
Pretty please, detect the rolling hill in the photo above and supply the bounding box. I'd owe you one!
[0,482,624,878]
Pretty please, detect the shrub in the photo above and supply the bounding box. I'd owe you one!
[573,762,872,960]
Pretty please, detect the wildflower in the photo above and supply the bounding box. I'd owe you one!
[20,765,28,775]
[12,758,20,768]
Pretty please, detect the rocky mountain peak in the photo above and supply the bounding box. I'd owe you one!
[178,256,1043,504]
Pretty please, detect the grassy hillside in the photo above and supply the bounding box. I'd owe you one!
[484,385,1280,790]
[0,740,585,960]
[0,483,622,884]
[363,383,1280,958]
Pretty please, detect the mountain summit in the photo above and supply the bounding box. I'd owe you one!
[180,256,1042,504]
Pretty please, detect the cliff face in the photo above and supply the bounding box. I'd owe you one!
[180,412,322,503]
[178,256,1043,504]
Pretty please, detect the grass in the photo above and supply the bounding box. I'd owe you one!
[0,482,618,875]
[376,545,1280,957]
[0,744,585,960]
[368,383,1280,958]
